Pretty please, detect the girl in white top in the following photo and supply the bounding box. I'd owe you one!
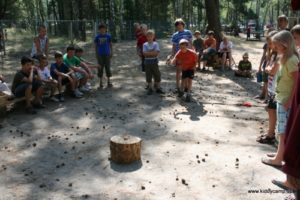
[31,25,49,59]
[219,36,233,71]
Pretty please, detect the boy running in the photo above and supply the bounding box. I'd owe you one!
[171,39,197,102]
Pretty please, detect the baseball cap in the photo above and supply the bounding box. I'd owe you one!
[179,39,189,45]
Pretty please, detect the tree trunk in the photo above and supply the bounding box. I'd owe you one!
[204,0,222,48]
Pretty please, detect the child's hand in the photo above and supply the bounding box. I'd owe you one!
[265,65,272,73]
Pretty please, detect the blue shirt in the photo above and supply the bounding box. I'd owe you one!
[50,63,69,79]
[143,41,160,65]
[94,33,112,56]
[171,29,193,53]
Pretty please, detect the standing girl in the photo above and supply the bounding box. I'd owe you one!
[262,31,299,167]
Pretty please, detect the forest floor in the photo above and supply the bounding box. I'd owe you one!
[0,34,294,200]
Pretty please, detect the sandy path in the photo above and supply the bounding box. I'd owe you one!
[0,37,293,200]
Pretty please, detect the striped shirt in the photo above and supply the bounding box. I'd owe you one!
[171,29,193,53]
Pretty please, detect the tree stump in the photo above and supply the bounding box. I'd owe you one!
[110,135,142,164]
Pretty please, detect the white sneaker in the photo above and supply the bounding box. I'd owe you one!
[85,83,92,90]
[50,96,59,102]
[79,86,89,93]
[75,88,84,96]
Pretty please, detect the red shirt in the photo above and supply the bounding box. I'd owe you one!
[135,29,143,40]
[204,38,217,49]
[175,49,197,70]
[137,35,156,49]
[137,35,148,49]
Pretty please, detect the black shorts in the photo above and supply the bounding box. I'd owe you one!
[61,77,70,85]
[13,80,42,98]
[182,70,194,79]
[53,76,70,85]
[267,95,277,109]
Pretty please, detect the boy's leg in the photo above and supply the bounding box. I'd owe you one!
[57,76,63,94]
[228,53,232,68]
[24,85,33,107]
[32,80,44,105]
[97,56,104,87]
[105,56,112,85]
[187,78,193,92]
[50,80,58,96]
[153,64,164,93]
[176,66,181,91]
[145,64,152,88]
[221,53,226,70]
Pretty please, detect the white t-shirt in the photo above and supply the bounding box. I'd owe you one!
[219,41,233,52]
[37,66,51,80]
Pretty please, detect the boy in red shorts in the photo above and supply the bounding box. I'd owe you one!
[172,39,197,102]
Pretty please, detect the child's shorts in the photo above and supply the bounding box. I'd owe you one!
[182,70,194,79]
[74,72,85,80]
[267,94,277,110]
[145,64,161,83]
[276,102,290,134]
[13,81,42,98]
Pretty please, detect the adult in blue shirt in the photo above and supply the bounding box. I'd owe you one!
[94,23,113,88]
[171,18,193,93]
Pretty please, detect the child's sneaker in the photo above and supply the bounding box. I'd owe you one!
[50,95,59,102]
[73,90,83,98]
[147,88,153,95]
[185,94,192,102]
[75,88,84,96]
[79,86,89,93]
[107,82,113,88]
[156,88,165,94]
[85,83,92,90]
[58,94,65,102]
[178,90,184,97]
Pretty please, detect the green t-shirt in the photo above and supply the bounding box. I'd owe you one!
[276,54,299,104]
[193,38,204,52]
[63,54,81,68]
[238,60,252,71]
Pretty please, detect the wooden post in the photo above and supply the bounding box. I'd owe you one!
[110,135,142,164]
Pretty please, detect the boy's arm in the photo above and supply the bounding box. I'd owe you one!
[258,48,267,72]
[110,42,113,58]
[238,61,242,70]
[22,68,34,83]
[80,61,93,77]
[172,43,176,56]
[143,51,159,58]
[45,38,49,57]
[33,37,41,55]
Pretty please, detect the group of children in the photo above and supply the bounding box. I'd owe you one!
[134,18,254,103]
[252,17,300,194]
[0,23,113,114]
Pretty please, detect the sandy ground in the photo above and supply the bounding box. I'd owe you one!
[0,36,294,200]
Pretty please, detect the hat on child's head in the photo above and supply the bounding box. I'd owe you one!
[194,30,201,35]
[179,39,189,45]
[243,52,249,58]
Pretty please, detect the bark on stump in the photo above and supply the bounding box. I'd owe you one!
[110,135,142,164]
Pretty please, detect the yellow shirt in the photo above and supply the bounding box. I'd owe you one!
[276,54,299,104]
